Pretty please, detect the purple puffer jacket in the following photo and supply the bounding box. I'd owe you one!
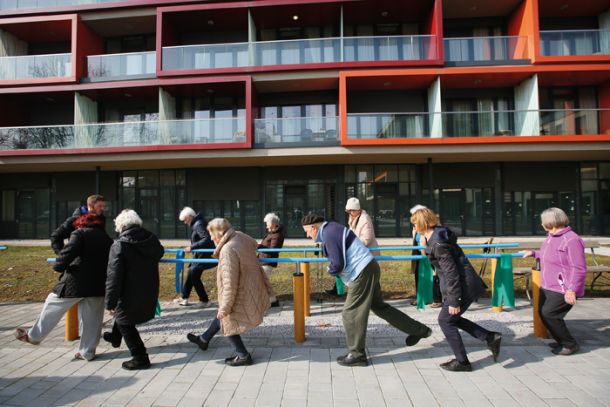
[534,226,587,297]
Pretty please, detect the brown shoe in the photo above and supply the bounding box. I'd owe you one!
[430,302,443,308]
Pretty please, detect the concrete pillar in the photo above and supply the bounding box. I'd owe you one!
[248,9,256,66]
[0,29,27,80]
[428,76,442,138]
[74,93,98,148]
[514,74,539,136]
[599,10,610,54]
[159,87,176,144]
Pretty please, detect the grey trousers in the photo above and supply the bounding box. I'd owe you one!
[343,260,430,358]
[28,293,105,361]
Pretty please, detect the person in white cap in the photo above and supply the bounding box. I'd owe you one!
[410,204,442,307]
[327,197,380,296]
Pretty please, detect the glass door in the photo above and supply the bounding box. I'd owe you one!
[440,188,465,236]
[139,188,160,236]
[284,185,307,238]
[374,183,398,237]
[17,191,35,239]
[533,192,557,234]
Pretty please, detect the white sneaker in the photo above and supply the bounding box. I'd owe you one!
[178,299,189,306]
[194,301,209,308]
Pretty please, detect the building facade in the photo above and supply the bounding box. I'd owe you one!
[0,0,609,239]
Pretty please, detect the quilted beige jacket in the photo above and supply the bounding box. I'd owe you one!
[348,210,380,256]
[214,228,271,336]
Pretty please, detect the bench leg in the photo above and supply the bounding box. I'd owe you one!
[590,272,602,291]
[525,275,532,303]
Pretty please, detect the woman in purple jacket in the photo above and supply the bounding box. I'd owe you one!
[523,207,587,356]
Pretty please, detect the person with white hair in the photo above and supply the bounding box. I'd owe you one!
[410,204,442,307]
[257,213,285,307]
[522,207,586,356]
[187,218,271,366]
[104,209,164,370]
[177,206,215,307]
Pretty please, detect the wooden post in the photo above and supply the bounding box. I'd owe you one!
[293,265,305,343]
[301,262,311,317]
[531,269,549,338]
[490,258,503,312]
[65,304,79,341]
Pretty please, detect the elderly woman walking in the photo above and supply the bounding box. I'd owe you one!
[522,207,586,356]
[104,210,164,370]
[15,212,112,361]
[187,218,271,366]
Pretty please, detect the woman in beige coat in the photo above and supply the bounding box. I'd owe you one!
[187,218,271,366]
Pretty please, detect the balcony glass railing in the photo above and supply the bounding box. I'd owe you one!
[444,36,528,63]
[0,118,247,151]
[253,38,341,66]
[343,35,436,62]
[540,30,610,56]
[254,116,339,147]
[0,53,71,80]
[0,0,118,10]
[162,42,249,70]
[162,35,437,70]
[347,113,428,139]
[346,109,609,139]
[87,51,155,80]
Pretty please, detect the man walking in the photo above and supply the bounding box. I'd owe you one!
[51,195,106,254]
[302,214,432,367]
[177,207,215,307]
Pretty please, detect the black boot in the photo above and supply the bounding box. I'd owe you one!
[102,331,121,348]
[486,332,502,362]
[122,354,151,370]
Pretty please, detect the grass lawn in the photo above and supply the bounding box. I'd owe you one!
[0,246,607,303]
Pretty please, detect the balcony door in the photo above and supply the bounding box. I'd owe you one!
[284,185,307,238]
[440,189,465,236]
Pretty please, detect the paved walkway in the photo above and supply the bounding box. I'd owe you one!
[0,297,608,407]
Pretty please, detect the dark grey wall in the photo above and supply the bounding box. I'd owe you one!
[504,162,579,191]
[188,168,261,200]
[348,91,427,113]
[423,163,498,188]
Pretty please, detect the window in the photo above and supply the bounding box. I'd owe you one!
[1,190,16,222]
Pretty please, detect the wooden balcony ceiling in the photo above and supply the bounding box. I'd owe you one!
[78,85,158,101]
[537,69,610,87]
[165,7,248,32]
[162,81,245,97]
[250,2,340,28]
[0,20,71,42]
[443,0,521,19]
[539,0,609,17]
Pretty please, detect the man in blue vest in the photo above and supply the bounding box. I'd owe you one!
[302,214,432,367]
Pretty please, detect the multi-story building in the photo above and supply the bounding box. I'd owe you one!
[0,0,608,240]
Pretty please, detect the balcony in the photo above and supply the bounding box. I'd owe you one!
[161,35,436,71]
[254,116,339,148]
[87,51,155,81]
[345,109,610,140]
[0,118,247,152]
[540,30,610,57]
[0,53,71,80]
[444,36,529,65]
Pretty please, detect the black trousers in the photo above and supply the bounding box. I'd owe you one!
[200,318,249,358]
[438,300,491,363]
[414,268,442,303]
[109,320,147,357]
[539,289,577,348]
[182,267,209,302]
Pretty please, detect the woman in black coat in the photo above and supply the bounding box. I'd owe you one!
[15,213,112,361]
[104,209,164,370]
[410,207,502,372]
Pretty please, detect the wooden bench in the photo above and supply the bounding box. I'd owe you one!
[497,240,610,300]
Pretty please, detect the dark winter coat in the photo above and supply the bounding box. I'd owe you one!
[257,225,285,268]
[50,206,106,255]
[424,226,486,307]
[52,214,113,298]
[105,227,164,325]
[189,213,216,273]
